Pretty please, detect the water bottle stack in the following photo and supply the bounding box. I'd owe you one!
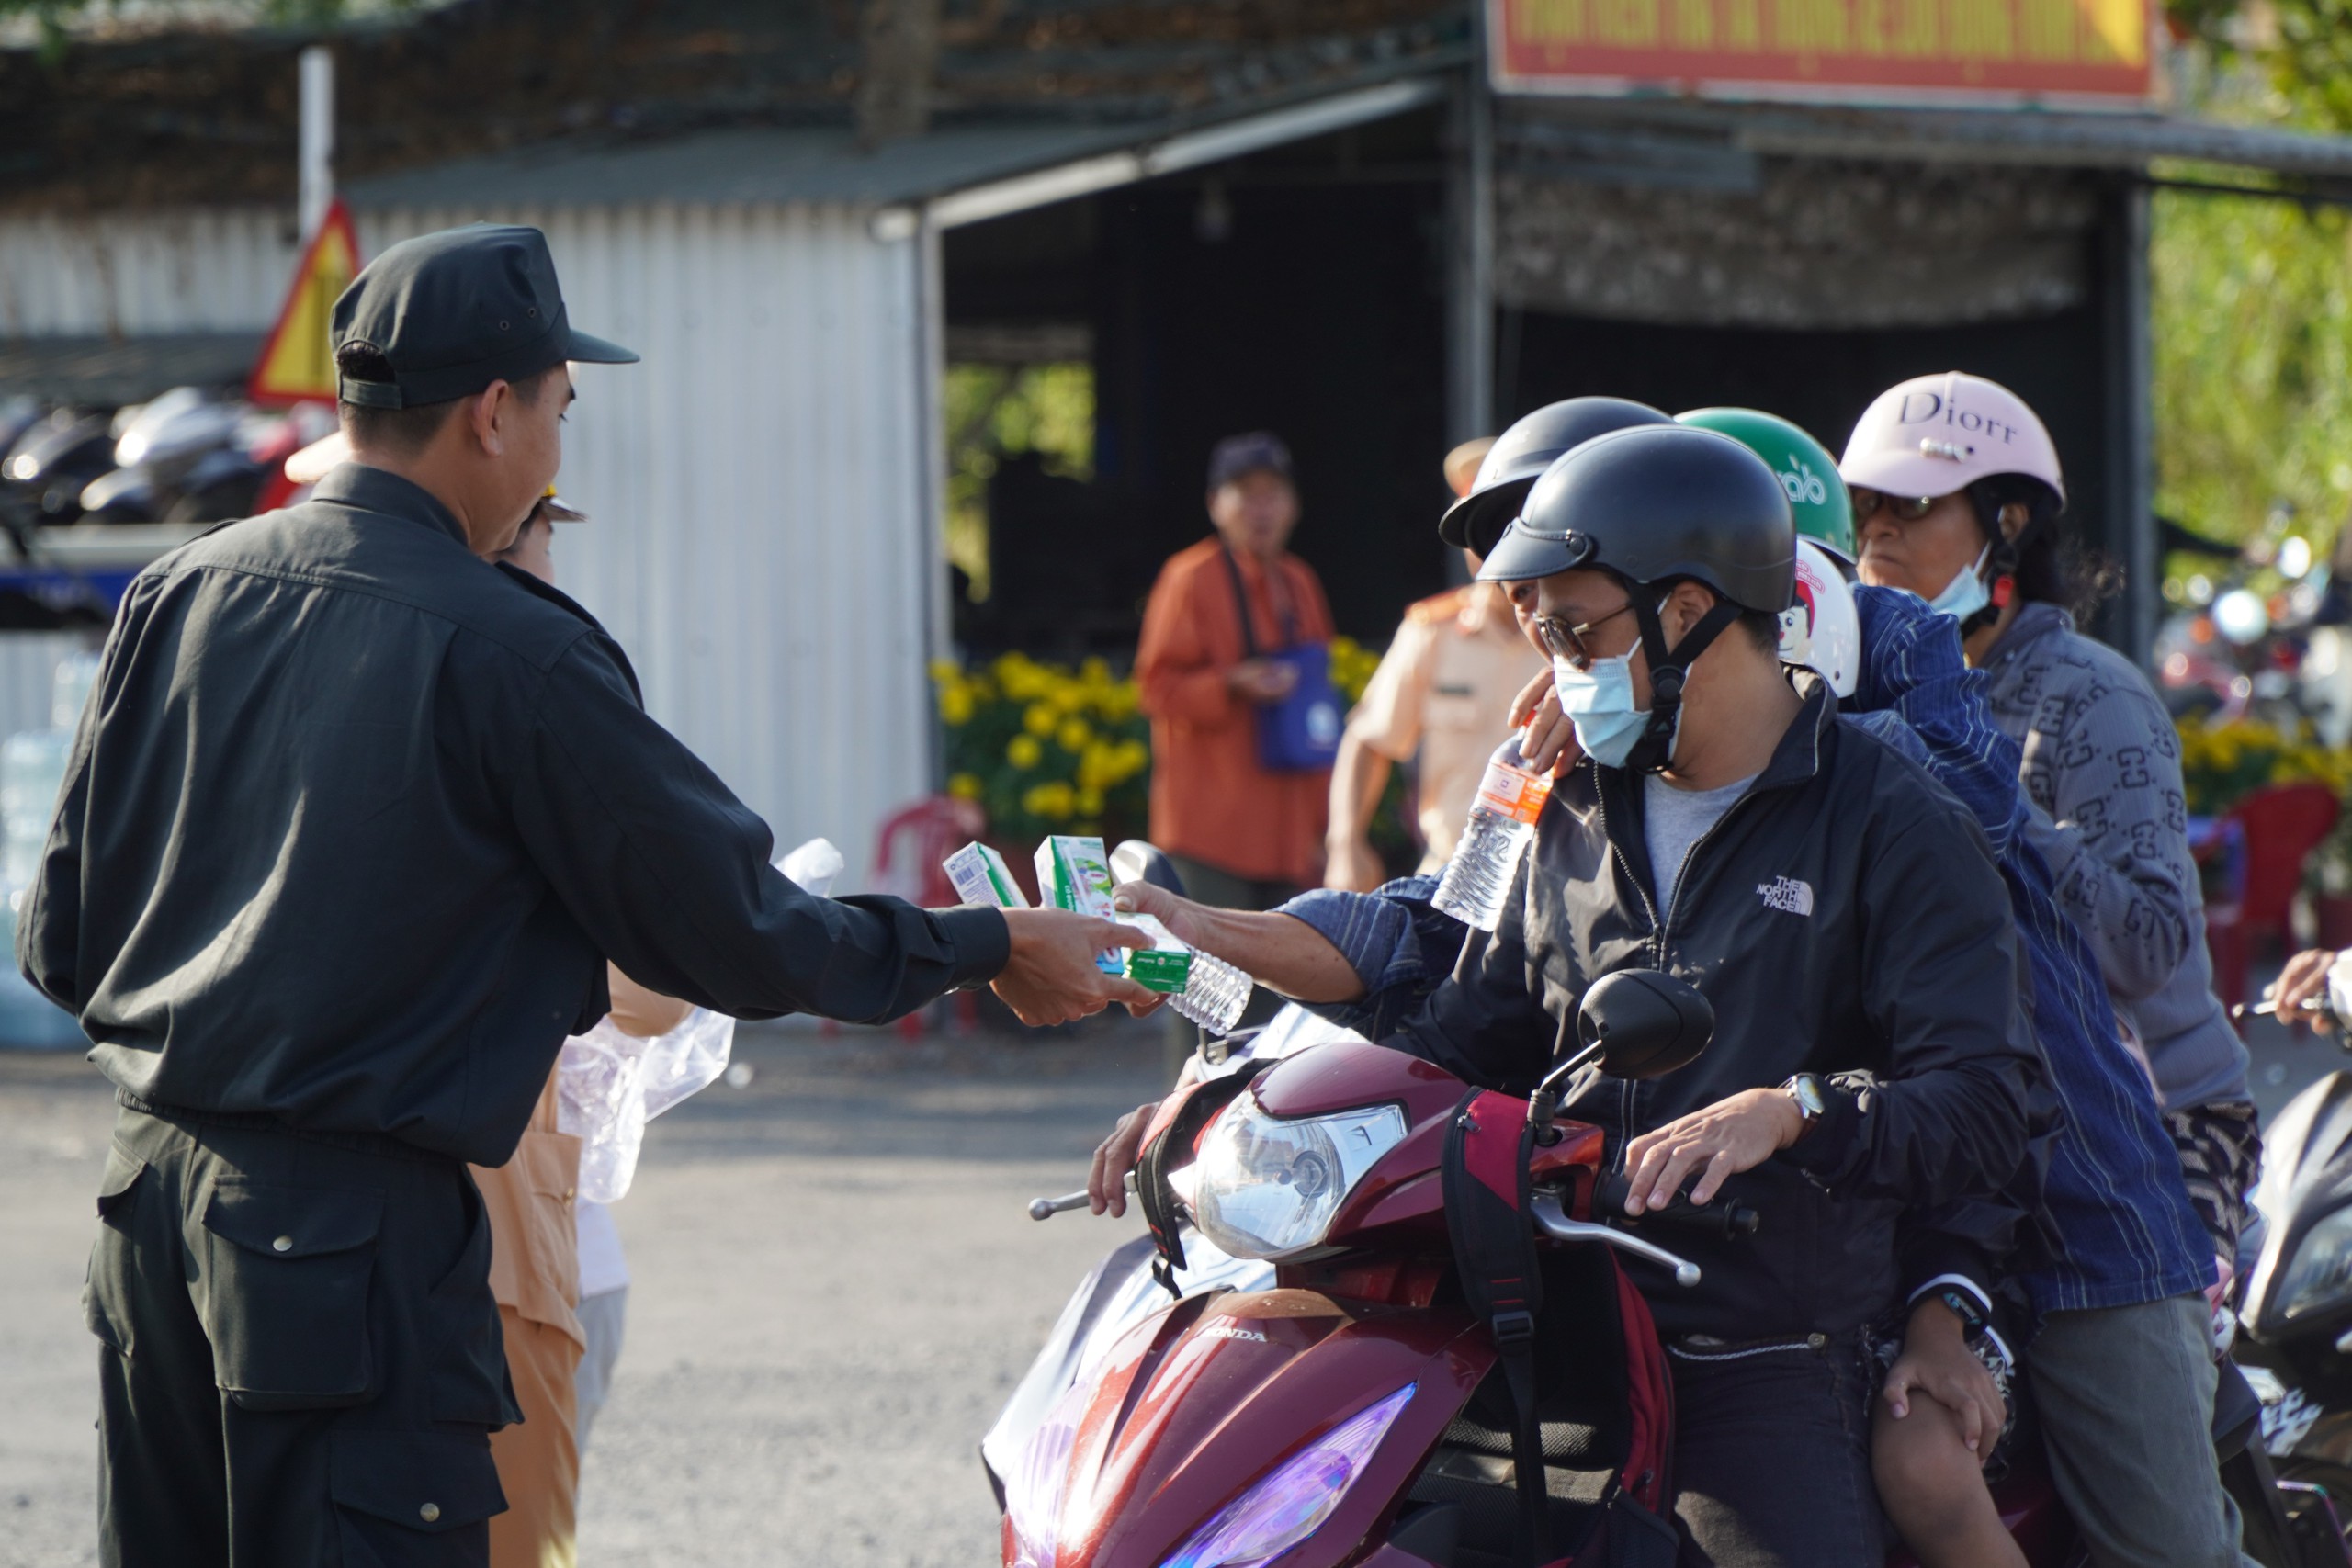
[1432,736,1555,933]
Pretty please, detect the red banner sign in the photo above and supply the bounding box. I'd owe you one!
[1490,0,2154,105]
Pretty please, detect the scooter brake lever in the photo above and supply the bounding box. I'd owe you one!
[1026,1169,1138,1221]
[1531,1190,1702,1287]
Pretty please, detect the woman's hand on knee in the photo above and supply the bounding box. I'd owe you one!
[1882,1299,2003,1461]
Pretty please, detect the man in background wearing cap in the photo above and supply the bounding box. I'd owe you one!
[1136,431,1336,909]
[1323,436,1546,890]
[25,222,1146,1567]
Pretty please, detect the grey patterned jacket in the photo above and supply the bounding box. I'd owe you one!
[1978,602,2251,1113]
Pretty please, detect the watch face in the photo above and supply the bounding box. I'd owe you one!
[1789,1076,1824,1117]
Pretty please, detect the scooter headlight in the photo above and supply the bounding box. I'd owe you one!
[1159,1383,1416,1568]
[2278,1206,2352,1321]
[1190,1095,1407,1262]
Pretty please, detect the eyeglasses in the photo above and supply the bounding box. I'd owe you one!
[1850,488,1949,525]
[1534,602,1637,671]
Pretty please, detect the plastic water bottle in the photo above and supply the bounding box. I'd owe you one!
[1433,736,1555,932]
[1168,946,1253,1035]
[1121,911,1255,1036]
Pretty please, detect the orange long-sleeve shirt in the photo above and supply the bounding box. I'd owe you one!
[1136,536,1335,887]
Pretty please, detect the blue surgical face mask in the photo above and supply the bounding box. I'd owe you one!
[1926,545,1993,622]
[1554,649,1655,770]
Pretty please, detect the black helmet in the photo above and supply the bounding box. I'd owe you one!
[1479,425,1795,611]
[1478,425,1796,775]
[1439,397,1674,555]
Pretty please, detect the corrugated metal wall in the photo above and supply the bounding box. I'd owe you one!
[0,204,933,887]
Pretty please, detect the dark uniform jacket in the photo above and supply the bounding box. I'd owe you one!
[1389,682,2043,1340]
[17,465,1008,1168]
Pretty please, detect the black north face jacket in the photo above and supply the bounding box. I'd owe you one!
[1390,681,2043,1339]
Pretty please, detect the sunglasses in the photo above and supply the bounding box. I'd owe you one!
[1850,488,1951,525]
[1534,601,1636,671]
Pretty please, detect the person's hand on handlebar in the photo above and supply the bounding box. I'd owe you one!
[1090,1100,1161,1217]
[2270,947,2341,1035]
[1620,1088,1805,1213]
[992,908,1159,1026]
[1087,1054,1206,1215]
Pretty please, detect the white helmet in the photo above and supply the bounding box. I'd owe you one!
[1838,371,2065,506]
[1780,537,1860,698]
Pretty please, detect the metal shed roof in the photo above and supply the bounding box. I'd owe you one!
[340,73,2352,229]
[1502,96,2352,185]
[342,122,1148,211]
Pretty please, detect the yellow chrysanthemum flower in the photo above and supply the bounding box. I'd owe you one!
[1007,734,1043,769]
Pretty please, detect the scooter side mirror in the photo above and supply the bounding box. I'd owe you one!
[1111,840,1189,899]
[1576,970,1713,1080]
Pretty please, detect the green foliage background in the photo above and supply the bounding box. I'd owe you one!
[2153,0,2352,562]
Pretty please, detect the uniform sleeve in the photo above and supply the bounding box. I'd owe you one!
[1136,556,1238,727]
[2018,675,2195,1001]
[17,584,141,1011]
[1346,617,1436,762]
[504,636,1009,1025]
[1781,798,2041,1209]
[17,705,93,1010]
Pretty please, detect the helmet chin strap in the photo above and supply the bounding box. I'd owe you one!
[1958,537,2018,638]
[1623,592,1743,775]
[1962,492,2027,638]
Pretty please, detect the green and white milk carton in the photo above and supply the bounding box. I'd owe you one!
[1033,835,1126,976]
[942,841,1029,908]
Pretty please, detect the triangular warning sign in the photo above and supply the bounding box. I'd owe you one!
[248,199,363,407]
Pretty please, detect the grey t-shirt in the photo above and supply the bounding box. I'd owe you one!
[1645,771,1759,913]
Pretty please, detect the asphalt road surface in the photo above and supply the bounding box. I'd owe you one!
[0,1019,1165,1568]
[5,987,2346,1568]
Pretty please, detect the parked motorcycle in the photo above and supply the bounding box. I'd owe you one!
[1,408,116,524]
[2235,1007,2352,1562]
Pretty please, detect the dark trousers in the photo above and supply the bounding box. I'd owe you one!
[1668,1327,1887,1568]
[88,1103,517,1568]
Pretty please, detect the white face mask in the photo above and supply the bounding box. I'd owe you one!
[1925,544,1993,622]
[1553,650,1653,770]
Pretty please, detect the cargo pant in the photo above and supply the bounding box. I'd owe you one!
[87,1100,520,1567]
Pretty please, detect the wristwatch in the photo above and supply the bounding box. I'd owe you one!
[1933,1286,1992,1343]
[1781,1074,1826,1139]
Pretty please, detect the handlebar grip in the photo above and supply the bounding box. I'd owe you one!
[1591,1171,1760,1240]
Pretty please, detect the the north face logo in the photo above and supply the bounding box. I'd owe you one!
[1758,877,1815,916]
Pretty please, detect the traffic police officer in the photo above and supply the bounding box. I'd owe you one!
[20,223,1148,1567]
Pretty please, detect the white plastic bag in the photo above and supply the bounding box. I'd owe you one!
[778,836,843,898]
[555,836,837,1201]
[559,1008,735,1202]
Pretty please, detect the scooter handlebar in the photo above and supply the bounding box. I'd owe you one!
[1026,1169,1137,1221]
[1590,1171,1760,1240]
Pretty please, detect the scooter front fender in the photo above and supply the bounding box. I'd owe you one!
[1033,1288,1489,1568]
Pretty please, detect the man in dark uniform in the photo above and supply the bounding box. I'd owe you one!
[18,223,1149,1568]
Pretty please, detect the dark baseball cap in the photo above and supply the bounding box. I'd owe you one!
[332,224,637,410]
[1206,432,1293,492]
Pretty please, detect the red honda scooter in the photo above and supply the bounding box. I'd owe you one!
[996,971,2091,1568]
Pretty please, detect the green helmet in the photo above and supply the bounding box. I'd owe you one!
[1676,408,1853,559]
